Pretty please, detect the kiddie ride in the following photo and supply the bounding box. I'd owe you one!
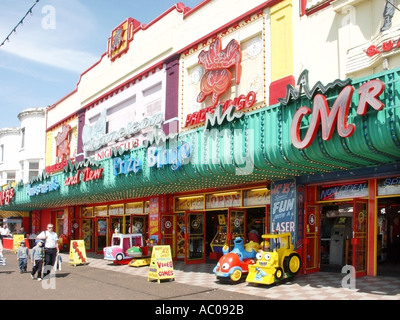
[213,237,258,283]
[103,233,153,266]
[246,232,301,285]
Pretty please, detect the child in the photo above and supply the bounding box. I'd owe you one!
[16,241,29,273]
[31,240,45,281]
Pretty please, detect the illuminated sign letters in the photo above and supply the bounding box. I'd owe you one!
[82,111,164,152]
[197,37,242,108]
[0,188,15,205]
[286,71,385,149]
[147,142,191,170]
[27,178,60,197]
[113,155,142,176]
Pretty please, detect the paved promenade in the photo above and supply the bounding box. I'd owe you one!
[1,250,399,301]
[79,252,400,300]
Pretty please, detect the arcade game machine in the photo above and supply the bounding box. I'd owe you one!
[320,205,352,271]
[329,216,353,266]
[210,214,227,259]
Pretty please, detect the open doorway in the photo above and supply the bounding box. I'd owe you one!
[319,202,353,272]
[246,207,266,242]
[377,197,400,277]
[205,207,266,261]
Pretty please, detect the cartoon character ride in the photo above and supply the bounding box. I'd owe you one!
[213,237,258,282]
[246,232,301,285]
[103,233,144,264]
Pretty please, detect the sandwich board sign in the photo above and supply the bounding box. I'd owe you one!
[147,245,174,283]
[13,234,25,253]
[68,240,88,266]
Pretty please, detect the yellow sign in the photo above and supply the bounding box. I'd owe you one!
[218,214,226,225]
[147,245,174,283]
[12,235,25,253]
[68,240,88,266]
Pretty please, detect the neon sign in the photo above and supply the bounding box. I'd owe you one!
[63,158,103,186]
[55,124,71,161]
[27,178,60,197]
[113,155,142,176]
[147,142,191,170]
[184,91,256,128]
[64,167,104,186]
[197,37,242,108]
[82,111,163,152]
[283,71,385,149]
[0,188,14,205]
[365,38,400,57]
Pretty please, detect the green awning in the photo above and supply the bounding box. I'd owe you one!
[3,67,400,211]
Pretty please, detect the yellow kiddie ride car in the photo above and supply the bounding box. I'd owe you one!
[246,232,301,285]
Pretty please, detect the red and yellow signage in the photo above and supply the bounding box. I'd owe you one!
[147,245,174,283]
[0,187,14,206]
[55,124,71,162]
[69,240,87,266]
[184,37,257,129]
[108,18,140,62]
[197,37,242,108]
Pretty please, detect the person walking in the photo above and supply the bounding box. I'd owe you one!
[16,241,29,273]
[36,224,59,278]
[0,224,11,242]
[30,240,45,281]
[0,224,12,260]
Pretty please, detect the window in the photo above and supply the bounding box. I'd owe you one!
[300,0,334,16]
[20,128,25,149]
[142,83,162,120]
[6,172,15,185]
[107,96,136,132]
[146,100,161,115]
[20,162,24,182]
[28,162,39,180]
[0,144,3,162]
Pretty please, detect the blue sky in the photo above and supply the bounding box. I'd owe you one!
[0,0,201,129]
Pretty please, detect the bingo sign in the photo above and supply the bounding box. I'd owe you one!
[270,180,297,241]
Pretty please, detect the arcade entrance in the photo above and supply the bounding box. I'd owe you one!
[184,207,266,264]
[305,199,368,277]
[377,196,400,277]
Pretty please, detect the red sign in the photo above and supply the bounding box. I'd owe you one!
[197,37,242,108]
[365,38,400,57]
[55,124,71,161]
[148,197,159,240]
[64,167,103,186]
[107,18,140,62]
[0,188,14,205]
[45,159,71,174]
[184,91,256,128]
[290,79,384,149]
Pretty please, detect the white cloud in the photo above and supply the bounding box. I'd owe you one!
[2,41,98,73]
[0,0,100,73]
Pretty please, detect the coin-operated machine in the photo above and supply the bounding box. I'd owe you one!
[329,216,352,265]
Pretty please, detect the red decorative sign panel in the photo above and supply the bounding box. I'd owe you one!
[197,37,242,108]
[365,38,400,57]
[107,18,140,62]
[55,124,71,161]
[0,188,14,206]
